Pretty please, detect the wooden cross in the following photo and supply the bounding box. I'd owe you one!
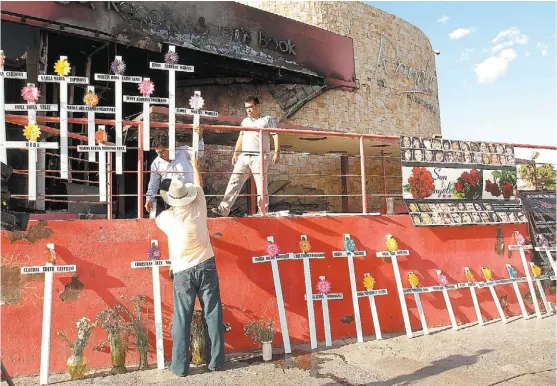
[332,234,366,343]
[20,244,76,386]
[130,240,171,370]
[508,242,542,318]
[305,276,343,347]
[94,56,141,174]
[375,242,413,338]
[149,46,194,160]
[0,49,27,163]
[356,273,388,340]
[3,85,59,200]
[176,90,219,157]
[38,56,88,179]
[252,236,292,354]
[67,85,116,162]
[123,78,169,151]
[76,125,126,201]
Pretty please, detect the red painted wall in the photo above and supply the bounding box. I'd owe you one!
[1,215,551,376]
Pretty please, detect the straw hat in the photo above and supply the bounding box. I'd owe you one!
[160,179,197,207]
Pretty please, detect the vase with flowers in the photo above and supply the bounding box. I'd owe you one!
[94,305,133,374]
[57,317,96,380]
[244,318,276,361]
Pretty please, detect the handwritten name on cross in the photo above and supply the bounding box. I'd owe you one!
[94,56,141,174]
[68,85,116,162]
[38,56,88,179]
[150,46,194,160]
[251,236,292,354]
[176,91,219,157]
[123,78,169,151]
[3,83,59,200]
[130,240,171,370]
[356,273,388,340]
[21,244,76,386]
[305,276,343,347]
[0,49,28,163]
[508,242,542,318]
[77,126,126,201]
[375,240,413,338]
[332,234,367,343]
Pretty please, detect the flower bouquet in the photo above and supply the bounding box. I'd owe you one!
[453,169,482,199]
[404,167,435,199]
[485,170,517,200]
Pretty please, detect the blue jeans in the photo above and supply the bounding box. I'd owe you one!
[171,257,225,376]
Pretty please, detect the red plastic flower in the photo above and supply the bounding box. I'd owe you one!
[455,181,463,193]
[502,183,513,199]
[469,169,480,187]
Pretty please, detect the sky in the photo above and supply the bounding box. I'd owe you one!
[367,1,556,147]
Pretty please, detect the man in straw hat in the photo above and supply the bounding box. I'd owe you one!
[155,156,224,376]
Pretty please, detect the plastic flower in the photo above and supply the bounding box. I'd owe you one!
[95,129,107,144]
[363,275,375,290]
[111,58,126,75]
[83,90,99,107]
[189,94,204,110]
[531,264,542,277]
[267,243,279,257]
[54,58,71,77]
[0,51,5,68]
[386,234,398,252]
[138,79,155,97]
[513,231,525,246]
[316,279,331,294]
[408,272,420,288]
[148,244,161,260]
[507,266,517,279]
[465,270,476,282]
[344,238,356,253]
[438,272,449,286]
[23,122,41,141]
[21,84,41,103]
[45,247,57,263]
[164,50,179,64]
[481,267,492,281]
[299,239,311,253]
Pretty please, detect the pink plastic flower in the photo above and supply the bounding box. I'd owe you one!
[316,279,331,294]
[438,273,449,286]
[513,231,525,246]
[164,51,179,64]
[138,79,155,97]
[189,94,204,110]
[148,245,161,260]
[267,243,280,257]
[21,85,41,103]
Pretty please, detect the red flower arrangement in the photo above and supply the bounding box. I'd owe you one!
[454,169,482,199]
[406,167,435,199]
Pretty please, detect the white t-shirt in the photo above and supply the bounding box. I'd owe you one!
[240,115,277,154]
[155,187,214,273]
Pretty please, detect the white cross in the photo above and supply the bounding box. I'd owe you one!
[508,242,542,318]
[535,246,557,277]
[435,270,458,330]
[176,90,219,157]
[67,85,116,162]
[530,262,553,315]
[20,244,76,386]
[3,84,59,200]
[123,78,169,151]
[38,56,88,179]
[252,236,292,354]
[332,234,367,343]
[477,266,508,323]
[149,46,194,160]
[76,125,126,201]
[305,276,344,347]
[375,244,413,338]
[0,49,28,163]
[505,264,529,319]
[94,56,141,174]
[356,273,388,340]
[402,272,430,335]
[130,240,171,370]
[458,267,484,326]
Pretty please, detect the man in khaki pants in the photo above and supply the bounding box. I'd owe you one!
[212,96,280,216]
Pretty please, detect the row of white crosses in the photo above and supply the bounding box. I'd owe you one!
[20,244,76,386]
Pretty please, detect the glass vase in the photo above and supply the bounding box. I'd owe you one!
[109,331,127,374]
[67,353,87,380]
